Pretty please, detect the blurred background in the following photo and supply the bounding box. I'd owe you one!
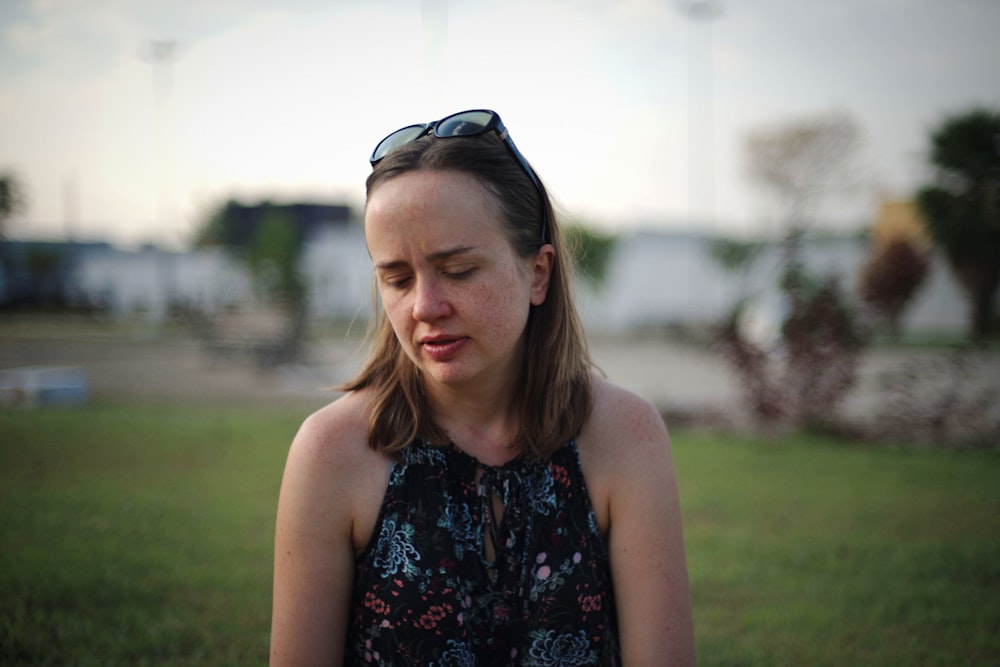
[1,1,999,663]
[2,0,998,436]
[1,0,997,244]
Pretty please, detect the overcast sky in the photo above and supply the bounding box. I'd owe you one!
[1,0,998,247]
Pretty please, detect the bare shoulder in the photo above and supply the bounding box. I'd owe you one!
[271,391,389,665]
[576,375,674,532]
[289,390,389,478]
[578,374,672,471]
[281,390,390,549]
[293,390,370,454]
[578,379,696,664]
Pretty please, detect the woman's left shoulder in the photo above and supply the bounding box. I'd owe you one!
[581,374,671,455]
[575,374,674,501]
[578,379,695,665]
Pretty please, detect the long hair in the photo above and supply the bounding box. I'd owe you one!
[342,132,593,460]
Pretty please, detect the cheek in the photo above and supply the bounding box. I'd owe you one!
[478,280,532,335]
[379,291,414,337]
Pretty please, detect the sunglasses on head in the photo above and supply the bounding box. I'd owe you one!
[370,109,549,244]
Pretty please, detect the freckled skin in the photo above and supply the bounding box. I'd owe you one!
[273,172,695,667]
[365,169,549,401]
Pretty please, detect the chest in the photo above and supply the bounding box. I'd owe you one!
[346,442,620,664]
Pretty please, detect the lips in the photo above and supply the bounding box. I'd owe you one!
[419,335,468,362]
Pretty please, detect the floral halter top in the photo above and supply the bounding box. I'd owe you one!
[345,438,620,666]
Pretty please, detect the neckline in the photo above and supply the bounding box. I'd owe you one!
[445,441,528,472]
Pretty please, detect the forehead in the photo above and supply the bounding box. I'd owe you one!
[364,170,508,251]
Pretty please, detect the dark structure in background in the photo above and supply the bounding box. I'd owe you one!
[0,240,112,309]
[194,201,352,248]
[0,201,354,313]
[190,200,355,365]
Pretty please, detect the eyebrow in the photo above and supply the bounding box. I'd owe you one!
[374,245,478,271]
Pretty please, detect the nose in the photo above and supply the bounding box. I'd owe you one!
[412,276,452,322]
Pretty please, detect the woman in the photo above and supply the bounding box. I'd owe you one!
[270,110,695,666]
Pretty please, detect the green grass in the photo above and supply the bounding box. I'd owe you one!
[678,432,1000,666]
[1,405,303,666]
[1,406,998,665]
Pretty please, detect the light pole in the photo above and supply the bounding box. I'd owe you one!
[678,1,723,230]
[422,0,448,108]
[143,40,178,243]
[142,40,179,319]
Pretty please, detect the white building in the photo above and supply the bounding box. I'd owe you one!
[49,228,976,337]
[300,225,373,322]
[74,245,254,320]
[581,230,972,337]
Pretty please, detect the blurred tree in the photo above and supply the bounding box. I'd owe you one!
[0,171,27,240]
[246,207,306,365]
[916,108,1000,341]
[720,111,868,433]
[563,224,616,289]
[780,273,865,428]
[192,199,237,247]
[707,237,762,274]
[859,237,929,337]
[192,199,317,365]
[744,109,864,333]
[247,207,304,303]
[707,237,768,308]
[720,269,865,432]
[745,111,862,236]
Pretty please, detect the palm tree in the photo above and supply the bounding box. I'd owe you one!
[917,108,1000,341]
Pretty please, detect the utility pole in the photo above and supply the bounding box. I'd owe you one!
[422,0,448,109]
[144,40,178,243]
[678,1,724,230]
[142,40,179,320]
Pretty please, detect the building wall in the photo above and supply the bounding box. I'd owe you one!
[9,229,979,337]
[582,231,973,336]
[300,225,372,321]
[74,246,254,319]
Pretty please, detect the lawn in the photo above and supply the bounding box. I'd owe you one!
[1,405,998,665]
[677,431,999,666]
[1,405,301,666]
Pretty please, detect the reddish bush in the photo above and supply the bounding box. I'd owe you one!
[859,238,929,336]
[720,267,865,431]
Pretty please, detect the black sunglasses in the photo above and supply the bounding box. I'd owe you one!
[369,109,549,244]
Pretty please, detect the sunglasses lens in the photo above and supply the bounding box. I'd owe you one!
[435,110,494,137]
[370,109,547,243]
[371,124,427,162]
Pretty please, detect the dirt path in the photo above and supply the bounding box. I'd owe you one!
[0,324,738,412]
[0,333,334,409]
[3,319,999,441]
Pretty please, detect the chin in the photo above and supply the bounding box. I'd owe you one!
[420,360,481,388]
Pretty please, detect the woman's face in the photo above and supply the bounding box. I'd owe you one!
[365,169,553,396]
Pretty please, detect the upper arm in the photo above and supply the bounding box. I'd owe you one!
[601,389,696,665]
[270,403,374,667]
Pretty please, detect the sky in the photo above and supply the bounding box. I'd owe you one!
[1,0,998,248]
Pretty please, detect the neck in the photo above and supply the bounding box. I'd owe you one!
[424,375,522,464]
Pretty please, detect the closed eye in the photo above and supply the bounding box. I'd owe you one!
[442,266,476,280]
[380,273,412,289]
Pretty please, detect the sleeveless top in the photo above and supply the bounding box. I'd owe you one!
[345,438,620,666]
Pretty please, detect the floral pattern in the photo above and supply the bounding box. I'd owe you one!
[526,630,597,667]
[345,438,620,666]
[372,516,422,578]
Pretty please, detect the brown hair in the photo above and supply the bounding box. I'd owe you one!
[342,132,592,460]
